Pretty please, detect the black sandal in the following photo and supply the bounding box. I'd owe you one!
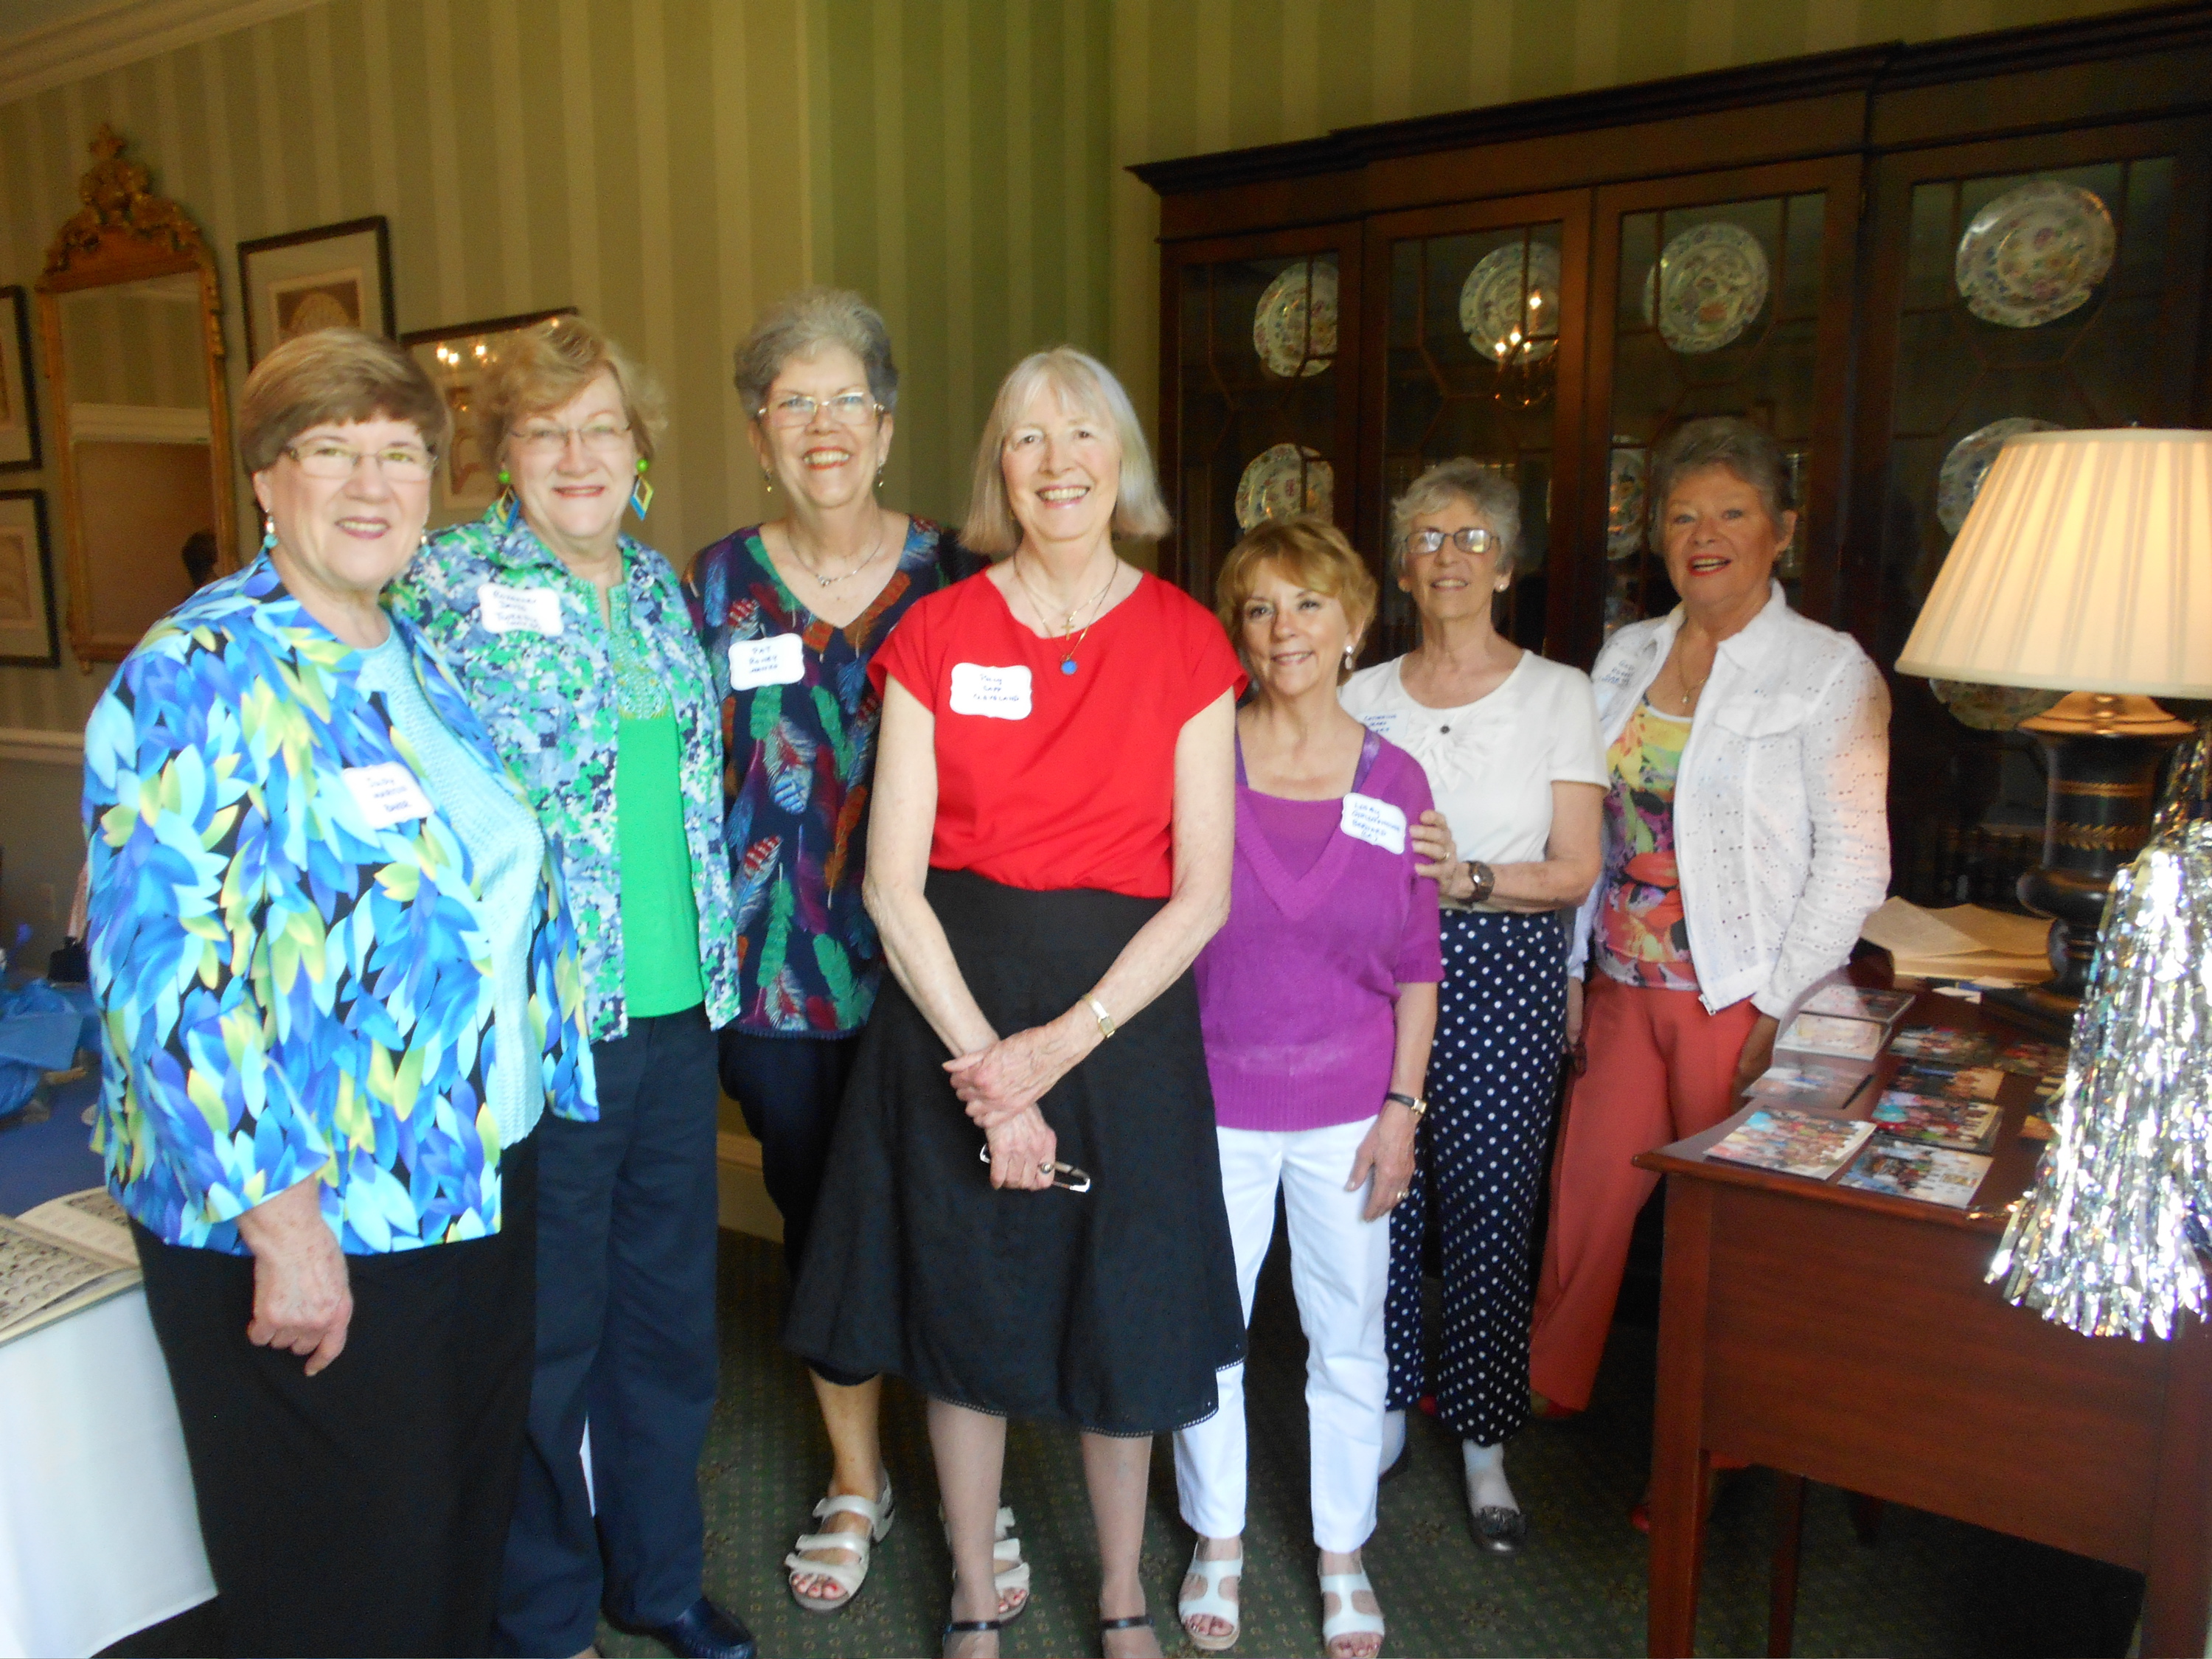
[943,1615,1004,1656]
[1099,1612,1155,1655]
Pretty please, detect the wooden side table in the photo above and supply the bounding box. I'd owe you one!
[1635,994,2212,1658]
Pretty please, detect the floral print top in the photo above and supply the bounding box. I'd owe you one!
[83,554,598,1256]
[1596,699,1700,990]
[683,519,974,1037]
[389,509,741,1042]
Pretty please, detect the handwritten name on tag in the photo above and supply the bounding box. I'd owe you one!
[1339,792,1407,855]
[479,582,565,636]
[343,763,435,831]
[948,663,1033,720]
[1354,710,1405,742]
[731,633,804,690]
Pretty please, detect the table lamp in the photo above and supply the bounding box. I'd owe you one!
[1896,428,2212,1034]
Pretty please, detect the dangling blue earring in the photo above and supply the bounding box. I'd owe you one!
[495,468,519,528]
[260,523,277,554]
[630,457,654,521]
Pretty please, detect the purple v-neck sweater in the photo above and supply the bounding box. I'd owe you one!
[1194,737,1443,1133]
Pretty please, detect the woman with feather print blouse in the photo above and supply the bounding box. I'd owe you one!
[685,289,981,1620]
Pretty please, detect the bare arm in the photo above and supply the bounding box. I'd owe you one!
[945,690,1238,1133]
[1412,780,1605,911]
[1346,981,1438,1221]
[234,1175,352,1377]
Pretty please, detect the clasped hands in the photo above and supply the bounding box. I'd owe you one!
[945,1011,1096,1191]
[1412,810,1474,901]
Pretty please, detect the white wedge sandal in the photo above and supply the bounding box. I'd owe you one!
[785,1472,895,1613]
[939,1503,1032,1620]
[1318,1565,1385,1659]
[1177,1543,1242,1652]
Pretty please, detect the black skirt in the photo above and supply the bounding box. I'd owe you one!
[786,869,1246,1434]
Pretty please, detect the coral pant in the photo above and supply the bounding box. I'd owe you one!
[1527,975,1760,1411]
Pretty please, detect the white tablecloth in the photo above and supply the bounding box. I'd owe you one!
[0,1287,213,1657]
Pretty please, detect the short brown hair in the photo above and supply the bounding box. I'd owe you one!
[479,316,667,470]
[237,329,449,474]
[1214,515,1377,681]
[1648,415,1794,540]
[962,347,1170,555]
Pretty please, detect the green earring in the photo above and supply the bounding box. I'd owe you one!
[630,456,654,521]
[495,467,518,526]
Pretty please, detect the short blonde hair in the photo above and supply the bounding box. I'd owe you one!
[479,316,667,470]
[1214,515,1377,682]
[962,347,1170,555]
[237,329,449,474]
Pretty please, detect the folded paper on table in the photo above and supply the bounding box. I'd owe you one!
[1860,897,2051,983]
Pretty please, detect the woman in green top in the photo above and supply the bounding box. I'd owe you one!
[388,319,754,1659]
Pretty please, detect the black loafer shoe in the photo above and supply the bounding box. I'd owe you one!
[633,1596,757,1659]
[1472,1503,1529,1555]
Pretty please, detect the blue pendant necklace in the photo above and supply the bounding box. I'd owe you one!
[1015,556,1119,675]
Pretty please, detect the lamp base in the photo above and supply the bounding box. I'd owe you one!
[2003,692,2192,1030]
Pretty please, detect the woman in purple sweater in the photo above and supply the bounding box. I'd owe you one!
[1172,517,1441,1659]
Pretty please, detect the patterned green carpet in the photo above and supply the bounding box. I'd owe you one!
[105,1222,2142,1658]
[595,1228,2142,1659]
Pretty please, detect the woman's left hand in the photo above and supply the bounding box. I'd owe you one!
[1348,1101,1421,1222]
[1411,810,1462,894]
[1732,1013,1781,1095]
[947,1017,1085,1128]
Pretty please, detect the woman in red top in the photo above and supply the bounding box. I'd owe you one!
[787,347,1245,1659]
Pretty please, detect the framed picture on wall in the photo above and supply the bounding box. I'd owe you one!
[238,216,395,367]
[0,490,59,667]
[0,288,41,472]
[402,309,576,526]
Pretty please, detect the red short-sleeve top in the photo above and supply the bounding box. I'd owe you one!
[869,568,1246,899]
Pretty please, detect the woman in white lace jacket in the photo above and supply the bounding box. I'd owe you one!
[1528,417,1889,1451]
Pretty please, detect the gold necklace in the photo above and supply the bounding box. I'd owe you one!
[1015,556,1119,676]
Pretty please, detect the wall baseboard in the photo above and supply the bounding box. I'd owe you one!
[0,728,84,766]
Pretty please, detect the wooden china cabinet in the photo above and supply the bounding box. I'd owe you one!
[1133,4,2212,903]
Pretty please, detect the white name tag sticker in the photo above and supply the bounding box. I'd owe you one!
[948,663,1033,720]
[1354,710,1405,742]
[730,633,805,690]
[1339,792,1407,855]
[478,582,564,636]
[343,763,435,831]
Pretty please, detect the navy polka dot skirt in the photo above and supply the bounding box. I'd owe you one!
[1384,908,1568,1446]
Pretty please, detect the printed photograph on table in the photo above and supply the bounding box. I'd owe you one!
[237,217,394,367]
[0,490,58,667]
[403,309,576,526]
[1801,984,1916,1025]
[1895,1062,2007,1102]
[0,288,40,471]
[1888,1026,1998,1065]
[1870,1091,2003,1153]
[1745,1062,1872,1114]
[1775,1011,1890,1062]
[1839,1141,1992,1209]
[1994,1039,2068,1077]
[1707,1108,1875,1180]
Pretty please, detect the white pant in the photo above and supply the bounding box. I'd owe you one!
[1174,1116,1391,1552]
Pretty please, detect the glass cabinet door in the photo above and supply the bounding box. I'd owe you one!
[1364,194,1590,659]
[1577,159,1862,663]
[1158,230,1361,612]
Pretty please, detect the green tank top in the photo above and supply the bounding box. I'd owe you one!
[617,712,705,1019]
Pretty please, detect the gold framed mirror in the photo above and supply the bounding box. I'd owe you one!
[37,125,237,666]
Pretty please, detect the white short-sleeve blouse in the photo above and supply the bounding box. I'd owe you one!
[1339,650,1605,891]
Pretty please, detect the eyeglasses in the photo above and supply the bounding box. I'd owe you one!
[758,392,883,428]
[1404,526,1495,557]
[509,421,634,455]
[282,440,437,482]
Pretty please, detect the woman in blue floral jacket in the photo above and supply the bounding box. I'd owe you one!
[85,330,597,1658]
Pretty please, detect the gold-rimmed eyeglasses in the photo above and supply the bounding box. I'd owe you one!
[758,392,883,429]
[1405,526,1495,557]
[282,440,437,482]
[509,421,635,456]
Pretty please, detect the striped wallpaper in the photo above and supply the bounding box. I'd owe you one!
[0,0,2151,741]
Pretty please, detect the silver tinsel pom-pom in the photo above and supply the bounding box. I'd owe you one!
[1988,723,2212,1340]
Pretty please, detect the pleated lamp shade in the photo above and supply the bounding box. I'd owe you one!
[1896,428,2212,698]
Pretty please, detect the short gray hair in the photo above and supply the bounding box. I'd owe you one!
[1388,458,1522,578]
[733,287,899,417]
[1648,416,1793,540]
[963,347,1171,555]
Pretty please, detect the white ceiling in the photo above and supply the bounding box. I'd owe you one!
[1,0,325,105]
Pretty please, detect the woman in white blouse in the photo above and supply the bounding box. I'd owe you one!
[1527,418,1889,1526]
[1339,458,1603,1554]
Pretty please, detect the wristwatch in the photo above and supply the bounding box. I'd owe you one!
[1463,860,1496,904]
[1385,1091,1428,1121]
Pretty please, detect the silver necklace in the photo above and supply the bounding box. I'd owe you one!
[1013,556,1119,675]
[790,519,886,588]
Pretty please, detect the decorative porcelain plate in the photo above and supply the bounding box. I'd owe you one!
[1953,181,2114,330]
[1235,444,1334,530]
[1641,223,1769,353]
[1930,679,2065,731]
[1458,243,1562,365]
[1252,258,1338,378]
[1936,417,2065,535]
[1607,446,1646,559]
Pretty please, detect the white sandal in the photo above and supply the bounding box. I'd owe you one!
[1177,1543,1242,1652]
[1319,1568,1385,1658]
[939,1503,1032,1620]
[785,1472,895,1613]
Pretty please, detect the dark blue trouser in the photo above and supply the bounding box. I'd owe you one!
[495,1006,722,1658]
